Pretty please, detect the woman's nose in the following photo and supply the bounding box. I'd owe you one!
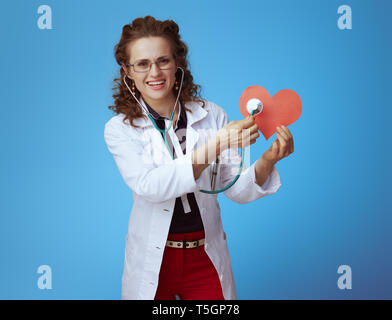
[149,62,162,76]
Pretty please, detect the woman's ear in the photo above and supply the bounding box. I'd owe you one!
[122,64,132,80]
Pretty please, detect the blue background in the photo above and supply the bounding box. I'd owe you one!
[1,0,391,299]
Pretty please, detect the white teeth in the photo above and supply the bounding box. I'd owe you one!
[147,81,164,85]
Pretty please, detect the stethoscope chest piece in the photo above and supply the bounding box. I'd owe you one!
[246,98,263,115]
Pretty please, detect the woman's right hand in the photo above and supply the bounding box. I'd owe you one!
[216,116,260,151]
[191,116,260,180]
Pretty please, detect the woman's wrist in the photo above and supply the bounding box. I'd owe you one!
[261,153,277,167]
[255,155,276,187]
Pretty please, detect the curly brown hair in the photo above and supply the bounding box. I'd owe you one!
[108,16,205,127]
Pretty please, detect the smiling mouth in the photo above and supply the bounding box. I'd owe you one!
[146,80,166,87]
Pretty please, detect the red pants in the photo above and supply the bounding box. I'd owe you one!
[154,230,225,300]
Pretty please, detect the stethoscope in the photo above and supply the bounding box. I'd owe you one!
[123,67,263,194]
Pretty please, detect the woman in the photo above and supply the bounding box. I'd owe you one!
[104,16,294,300]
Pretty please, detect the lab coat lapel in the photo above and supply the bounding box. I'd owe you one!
[185,101,208,153]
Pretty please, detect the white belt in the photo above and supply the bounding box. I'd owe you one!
[166,238,205,249]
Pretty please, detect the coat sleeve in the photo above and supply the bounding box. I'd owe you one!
[104,118,198,203]
[212,104,282,204]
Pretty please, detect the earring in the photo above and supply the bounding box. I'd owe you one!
[175,81,179,90]
[131,80,136,94]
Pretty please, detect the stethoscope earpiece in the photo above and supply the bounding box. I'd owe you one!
[246,98,263,115]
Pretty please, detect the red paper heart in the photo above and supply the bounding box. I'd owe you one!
[239,85,302,140]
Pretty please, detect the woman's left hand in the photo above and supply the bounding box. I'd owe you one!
[261,125,294,165]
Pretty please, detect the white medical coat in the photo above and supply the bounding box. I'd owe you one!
[104,99,282,300]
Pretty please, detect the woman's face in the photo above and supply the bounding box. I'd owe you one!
[123,36,177,106]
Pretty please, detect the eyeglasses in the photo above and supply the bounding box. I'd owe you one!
[126,57,174,73]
